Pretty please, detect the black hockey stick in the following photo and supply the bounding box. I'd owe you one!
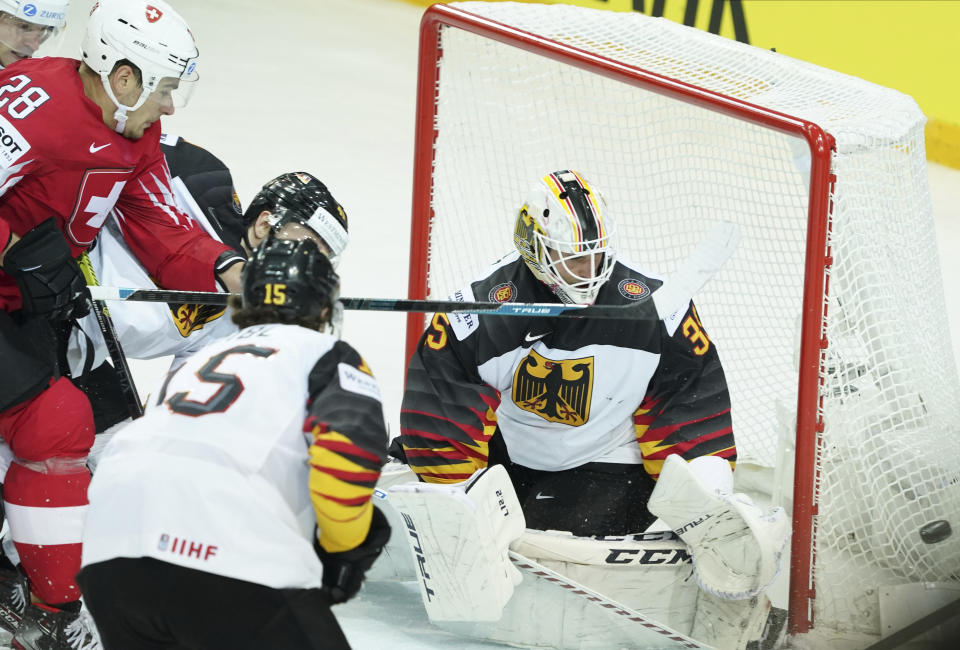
[87,298,143,419]
[87,222,741,321]
[78,253,143,419]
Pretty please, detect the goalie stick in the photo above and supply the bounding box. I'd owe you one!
[372,481,713,649]
[87,221,741,321]
[506,551,714,650]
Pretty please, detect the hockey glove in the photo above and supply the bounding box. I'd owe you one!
[315,505,391,604]
[3,219,90,321]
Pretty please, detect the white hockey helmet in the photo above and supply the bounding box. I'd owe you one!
[81,0,199,132]
[514,170,616,305]
[0,0,69,65]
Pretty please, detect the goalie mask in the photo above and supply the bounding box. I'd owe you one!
[514,170,616,304]
[242,235,340,327]
[243,172,349,268]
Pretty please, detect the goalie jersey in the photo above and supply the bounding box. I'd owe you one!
[81,323,389,589]
[400,253,735,482]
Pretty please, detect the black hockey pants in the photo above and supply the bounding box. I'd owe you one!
[507,461,658,537]
[78,558,351,650]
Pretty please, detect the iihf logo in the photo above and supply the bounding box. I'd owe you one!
[158,533,219,560]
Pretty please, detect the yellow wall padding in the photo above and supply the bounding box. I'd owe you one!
[401,1,960,168]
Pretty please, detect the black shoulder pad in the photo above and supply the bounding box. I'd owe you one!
[306,340,372,401]
[162,138,245,254]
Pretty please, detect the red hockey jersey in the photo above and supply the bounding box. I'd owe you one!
[0,57,232,312]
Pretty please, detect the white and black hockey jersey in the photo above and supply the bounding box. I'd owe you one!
[400,253,735,482]
[81,323,389,589]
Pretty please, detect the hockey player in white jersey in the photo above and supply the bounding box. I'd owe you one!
[76,235,390,650]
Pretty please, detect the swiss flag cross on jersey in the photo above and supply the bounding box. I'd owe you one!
[65,168,133,246]
[145,5,163,22]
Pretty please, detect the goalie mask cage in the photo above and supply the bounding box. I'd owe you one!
[404,2,960,642]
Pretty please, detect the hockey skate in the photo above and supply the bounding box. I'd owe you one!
[10,603,102,650]
[0,566,29,644]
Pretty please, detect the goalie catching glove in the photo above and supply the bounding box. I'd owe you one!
[3,218,90,321]
[647,454,790,600]
[315,505,391,604]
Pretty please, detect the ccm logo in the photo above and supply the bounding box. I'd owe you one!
[604,548,692,565]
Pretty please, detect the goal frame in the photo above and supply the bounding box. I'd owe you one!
[404,3,836,635]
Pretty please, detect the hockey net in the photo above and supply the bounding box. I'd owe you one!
[405,1,960,642]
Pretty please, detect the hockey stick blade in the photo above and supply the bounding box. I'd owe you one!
[651,220,741,319]
[86,221,740,320]
[77,252,144,419]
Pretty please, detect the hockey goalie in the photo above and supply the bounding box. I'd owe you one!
[378,170,790,649]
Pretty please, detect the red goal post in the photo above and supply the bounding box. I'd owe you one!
[404,2,960,641]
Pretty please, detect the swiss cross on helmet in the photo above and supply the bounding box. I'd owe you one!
[82,0,199,133]
[242,235,340,326]
[243,172,350,268]
[144,5,162,22]
[514,170,616,304]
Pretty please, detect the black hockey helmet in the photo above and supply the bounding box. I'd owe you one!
[241,235,340,324]
[243,172,349,267]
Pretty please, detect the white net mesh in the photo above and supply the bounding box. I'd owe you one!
[415,1,960,637]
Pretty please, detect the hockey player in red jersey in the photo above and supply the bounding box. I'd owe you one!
[0,0,244,643]
[79,236,390,650]
[398,169,737,536]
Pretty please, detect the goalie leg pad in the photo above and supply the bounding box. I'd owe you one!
[648,454,790,600]
[693,590,772,650]
[384,465,525,621]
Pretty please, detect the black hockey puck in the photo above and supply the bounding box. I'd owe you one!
[919,520,952,544]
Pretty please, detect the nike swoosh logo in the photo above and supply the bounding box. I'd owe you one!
[535,492,554,500]
[524,332,549,343]
[89,143,111,153]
